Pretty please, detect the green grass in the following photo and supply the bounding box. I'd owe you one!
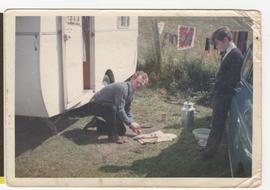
[15,88,230,177]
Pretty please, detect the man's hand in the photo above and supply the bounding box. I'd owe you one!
[129,122,142,135]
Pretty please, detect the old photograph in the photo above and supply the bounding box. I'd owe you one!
[4,10,261,187]
[0,12,3,183]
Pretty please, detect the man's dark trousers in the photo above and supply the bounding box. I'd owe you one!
[88,102,126,136]
[202,94,232,159]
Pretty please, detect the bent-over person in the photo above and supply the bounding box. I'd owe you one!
[84,71,149,144]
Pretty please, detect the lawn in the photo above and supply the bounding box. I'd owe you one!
[15,88,231,177]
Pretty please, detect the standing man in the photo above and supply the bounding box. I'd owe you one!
[84,71,149,144]
[199,27,243,160]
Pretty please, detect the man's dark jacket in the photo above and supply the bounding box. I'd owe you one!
[214,48,244,96]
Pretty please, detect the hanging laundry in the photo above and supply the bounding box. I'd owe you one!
[204,37,210,52]
[177,25,196,50]
[232,31,248,54]
[203,38,210,59]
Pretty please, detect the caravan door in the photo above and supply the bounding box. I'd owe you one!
[62,16,84,109]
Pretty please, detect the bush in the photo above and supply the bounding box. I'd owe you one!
[185,59,218,92]
[137,48,218,105]
[137,49,161,85]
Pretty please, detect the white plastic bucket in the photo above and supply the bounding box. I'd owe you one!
[192,128,210,147]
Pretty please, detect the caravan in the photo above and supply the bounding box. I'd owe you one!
[15,16,138,118]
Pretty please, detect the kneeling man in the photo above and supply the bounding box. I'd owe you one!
[85,71,149,143]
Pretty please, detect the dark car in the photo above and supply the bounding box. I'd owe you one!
[226,44,253,177]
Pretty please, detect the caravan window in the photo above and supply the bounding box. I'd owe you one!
[118,16,130,29]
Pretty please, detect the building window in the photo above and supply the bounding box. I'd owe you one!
[117,16,130,29]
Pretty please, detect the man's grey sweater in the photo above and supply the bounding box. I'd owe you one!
[91,82,134,125]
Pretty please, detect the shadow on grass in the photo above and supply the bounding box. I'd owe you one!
[194,115,212,128]
[99,123,231,177]
[61,129,109,145]
[163,123,181,129]
[164,115,212,130]
[15,104,92,157]
[15,116,53,157]
[65,104,91,118]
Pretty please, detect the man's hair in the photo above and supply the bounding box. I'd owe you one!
[211,27,232,44]
[132,71,149,84]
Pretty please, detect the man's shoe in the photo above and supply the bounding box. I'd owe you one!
[108,133,118,142]
[83,117,98,131]
[108,133,127,144]
[115,136,124,144]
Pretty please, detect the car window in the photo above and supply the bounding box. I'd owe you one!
[241,48,253,86]
[247,69,253,86]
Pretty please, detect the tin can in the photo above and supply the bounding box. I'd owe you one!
[181,101,195,128]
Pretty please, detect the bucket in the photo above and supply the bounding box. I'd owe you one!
[192,128,210,147]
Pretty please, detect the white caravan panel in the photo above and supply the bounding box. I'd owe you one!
[62,16,84,109]
[15,17,48,117]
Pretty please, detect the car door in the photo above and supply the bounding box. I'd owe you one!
[227,46,253,177]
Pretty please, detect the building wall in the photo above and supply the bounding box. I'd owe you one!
[138,17,253,65]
